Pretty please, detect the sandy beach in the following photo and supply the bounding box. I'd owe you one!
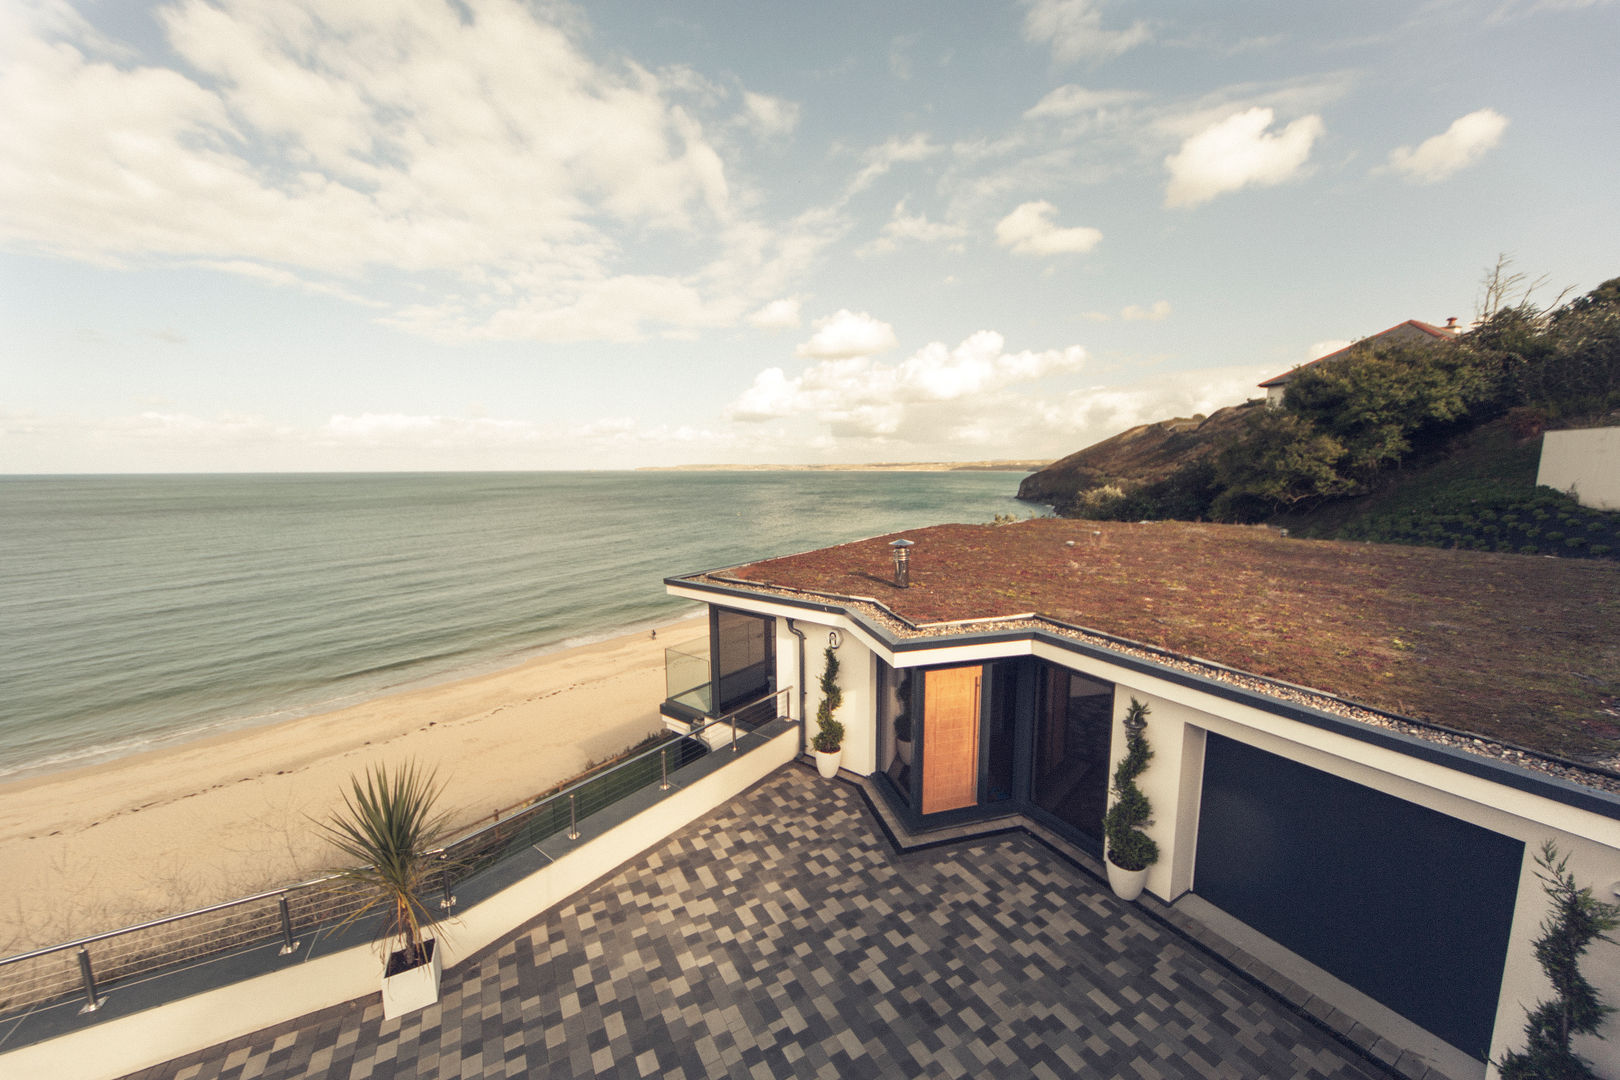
[0,615,705,954]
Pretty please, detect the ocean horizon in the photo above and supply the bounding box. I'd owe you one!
[0,471,1043,781]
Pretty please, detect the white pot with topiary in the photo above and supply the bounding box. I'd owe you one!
[812,644,844,778]
[1102,698,1159,902]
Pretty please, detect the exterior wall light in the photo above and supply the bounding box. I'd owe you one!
[827,629,842,650]
[889,538,914,588]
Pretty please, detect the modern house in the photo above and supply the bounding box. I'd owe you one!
[661,519,1620,1080]
[1261,318,1462,406]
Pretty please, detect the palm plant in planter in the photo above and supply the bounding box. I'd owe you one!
[320,760,456,1019]
[1102,698,1158,901]
[812,644,845,778]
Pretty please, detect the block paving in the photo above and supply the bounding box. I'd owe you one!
[125,766,1396,1080]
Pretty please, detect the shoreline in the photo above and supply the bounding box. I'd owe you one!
[0,614,707,954]
[0,606,704,785]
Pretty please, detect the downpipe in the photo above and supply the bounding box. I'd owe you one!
[785,619,808,757]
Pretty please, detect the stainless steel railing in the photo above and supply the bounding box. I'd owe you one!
[0,687,792,1020]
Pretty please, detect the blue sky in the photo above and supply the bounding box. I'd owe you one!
[2,0,1616,472]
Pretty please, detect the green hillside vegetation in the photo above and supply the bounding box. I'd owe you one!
[1064,271,1620,558]
[1279,420,1620,557]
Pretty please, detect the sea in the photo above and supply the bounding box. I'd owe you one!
[0,471,1042,781]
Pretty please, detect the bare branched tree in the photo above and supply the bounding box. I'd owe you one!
[1476,253,1572,323]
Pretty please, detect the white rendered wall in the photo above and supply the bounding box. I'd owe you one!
[1538,427,1620,510]
[802,627,875,776]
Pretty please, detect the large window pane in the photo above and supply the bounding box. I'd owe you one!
[877,660,913,805]
[713,608,774,712]
[1031,666,1113,839]
[984,662,1018,803]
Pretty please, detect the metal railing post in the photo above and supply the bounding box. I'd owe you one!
[567,793,580,840]
[77,947,103,1013]
[438,853,457,911]
[731,718,739,753]
[277,897,300,955]
[660,747,671,791]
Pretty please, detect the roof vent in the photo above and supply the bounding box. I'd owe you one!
[889,538,915,589]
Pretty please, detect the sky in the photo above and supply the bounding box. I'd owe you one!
[2,0,1617,472]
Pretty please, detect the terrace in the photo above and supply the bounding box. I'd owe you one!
[118,766,1403,1080]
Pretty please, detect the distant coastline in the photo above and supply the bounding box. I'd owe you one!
[637,460,1048,472]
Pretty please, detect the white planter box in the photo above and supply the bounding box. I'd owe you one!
[381,939,441,1020]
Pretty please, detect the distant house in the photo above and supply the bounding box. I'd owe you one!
[661,520,1620,1080]
[1261,318,1462,407]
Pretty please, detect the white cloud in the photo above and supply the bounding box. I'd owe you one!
[1024,84,1147,120]
[748,298,802,329]
[1022,0,1151,64]
[0,402,750,472]
[859,199,968,255]
[1386,109,1508,183]
[0,0,820,343]
[194,259,385,307]
[740,91,800,137]
[1121,300,1171,321]
[1164,107,1324,208]
[322,412,540,447]
[846,134,943,196]
[994,201,1102,256]
[731,330,1087,437]
[1488,0,1616,22]
[722,347,1283,465]
[795,310,899,359]
[1029,365,1272,450]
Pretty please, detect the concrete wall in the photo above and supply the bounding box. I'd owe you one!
[1538,427,1620,510]
[0,725,800,1080]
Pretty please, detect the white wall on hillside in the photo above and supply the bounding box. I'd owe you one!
[1538,428,1620,511]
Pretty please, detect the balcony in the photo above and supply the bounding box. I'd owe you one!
[663,638,713,717]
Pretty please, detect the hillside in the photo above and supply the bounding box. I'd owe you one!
[1016,402,1259,507]
[1279,418,1620,557]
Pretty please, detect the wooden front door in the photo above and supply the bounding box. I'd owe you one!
[921,665,982,814]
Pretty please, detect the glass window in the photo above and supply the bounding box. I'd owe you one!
[876,660,913,805]
[1031,666,1113,839]
[713,608,774,713]
[983,662,1018,803]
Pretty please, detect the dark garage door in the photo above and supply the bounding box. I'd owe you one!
[1194,733,1522,1061]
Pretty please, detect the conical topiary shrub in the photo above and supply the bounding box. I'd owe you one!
[812,645,844,754]
[1103,698,1158,874]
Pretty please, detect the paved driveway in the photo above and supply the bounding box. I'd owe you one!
[130,767,1390,1080]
